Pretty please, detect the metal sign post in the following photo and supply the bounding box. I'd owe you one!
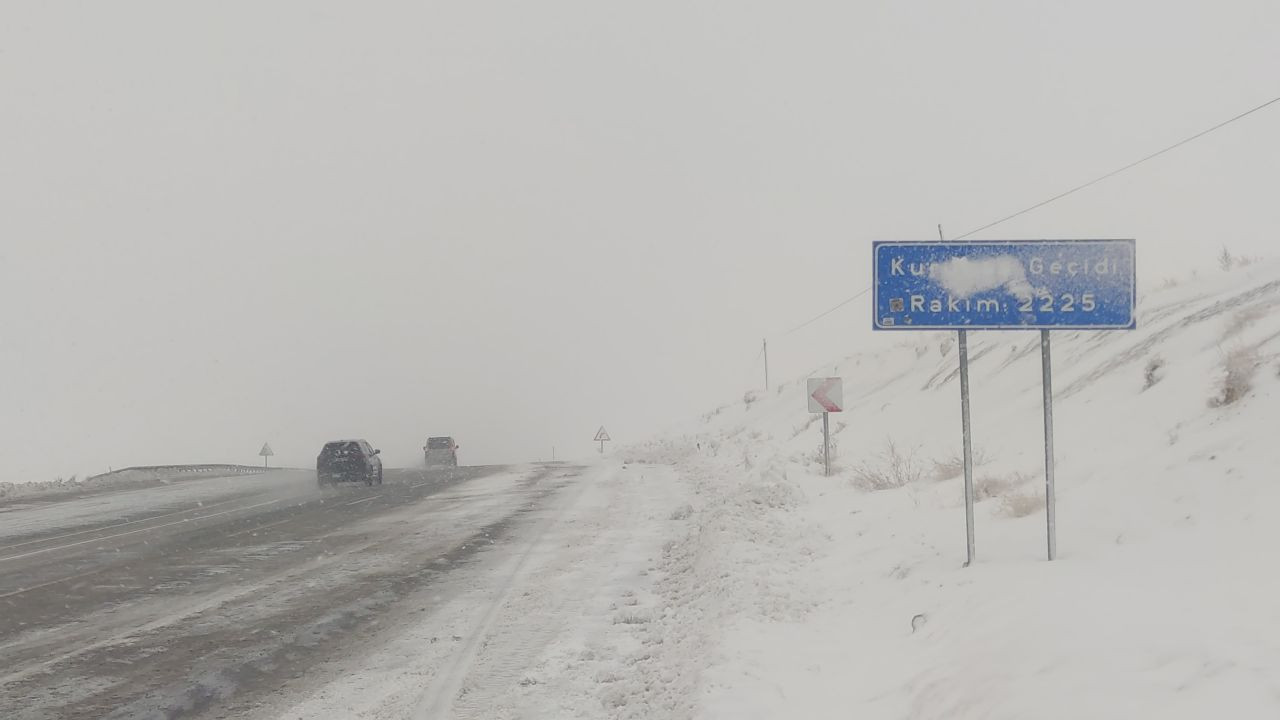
[873,239,1136,564]
[822,412,831,476]
[1041,330,1057,561]
[958,330,976,566]
[807,377,844,477]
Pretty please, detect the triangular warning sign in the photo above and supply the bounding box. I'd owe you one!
[259,442,274,457]
[593,426,611,442]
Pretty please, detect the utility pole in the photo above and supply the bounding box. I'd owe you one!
[763,338,770,390]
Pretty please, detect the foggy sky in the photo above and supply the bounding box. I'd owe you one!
[3,1,1278,481]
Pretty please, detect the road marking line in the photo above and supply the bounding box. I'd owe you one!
[0,497,246,552]
[0,499,281,565]
[0,566,112,600]
[344,495,380,506]
[224,516,299,539]
[410,482,430,489]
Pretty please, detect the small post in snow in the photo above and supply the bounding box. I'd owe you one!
[1041,329,1057,561]
[763,338,770,391]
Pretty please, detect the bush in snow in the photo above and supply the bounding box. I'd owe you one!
[1219,246,1235,271]
[931,447,991,481]
[807,437,840,470]
[1208,345,1260,407]
[1142,356,1165,391]
[974,471,1031,501]
[850,439,923,491]
[1223,305,1268,340]
[997,486,1045,518]
[619,437,700,465]
[743,390,760,407]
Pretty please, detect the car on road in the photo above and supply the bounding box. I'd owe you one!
[317,440,383,486]
[424,436,459,467]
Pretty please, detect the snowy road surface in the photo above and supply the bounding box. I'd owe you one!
[0,462,690,720]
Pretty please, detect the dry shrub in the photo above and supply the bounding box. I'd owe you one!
[1142,356,1165,391]
[1208,345,1260,407]
[931,447,991,481]
[973,472,1029,501]
[1223,305,1268,340]
[850,439,923,491]
[998,487,1045,518]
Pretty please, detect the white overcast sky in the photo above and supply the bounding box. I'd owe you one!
[2,1,1278,480]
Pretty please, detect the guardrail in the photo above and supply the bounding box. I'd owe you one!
[86,464,270,481]
[1,465,282,503]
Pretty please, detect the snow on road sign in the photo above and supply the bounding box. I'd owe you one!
[807,377,844,413]
[259,443,274,457]
[594,427,612,442]
[873,240,1136,330]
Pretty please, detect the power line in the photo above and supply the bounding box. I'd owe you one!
[954,93,1280,239]
[771,92,1280,338]
[781,287,871,336]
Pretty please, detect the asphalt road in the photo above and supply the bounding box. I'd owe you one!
[0,464,572,720]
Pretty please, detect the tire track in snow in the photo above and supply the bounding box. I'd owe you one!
[448,515,613,719]
[414,472,599,720]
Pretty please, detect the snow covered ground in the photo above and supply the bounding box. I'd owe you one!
[634,260,1280,719]
[248,261,1280,719]
[263,462,697,720]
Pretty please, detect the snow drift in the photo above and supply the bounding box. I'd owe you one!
[637,259,1280,719]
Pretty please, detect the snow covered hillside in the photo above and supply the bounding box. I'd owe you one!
[631,259,1280,719]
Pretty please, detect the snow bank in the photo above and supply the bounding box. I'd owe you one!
[642,260,1280,719]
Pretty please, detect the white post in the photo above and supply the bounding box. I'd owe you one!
[763,338,770,390]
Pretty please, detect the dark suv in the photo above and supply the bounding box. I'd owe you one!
[317,440,383,486]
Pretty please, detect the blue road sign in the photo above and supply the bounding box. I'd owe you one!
[873,240,1136,330]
